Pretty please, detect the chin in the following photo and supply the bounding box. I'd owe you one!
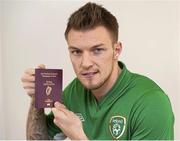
[82,82,102,90]
[79,77,103,90]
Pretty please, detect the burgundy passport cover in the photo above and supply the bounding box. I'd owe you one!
[35,69,62,109]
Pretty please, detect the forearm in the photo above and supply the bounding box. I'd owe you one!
[26,97,49,140]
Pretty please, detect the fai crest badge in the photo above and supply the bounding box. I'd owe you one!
[109,115,126,139]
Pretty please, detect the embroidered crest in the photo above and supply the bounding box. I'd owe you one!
[109,115,126,139]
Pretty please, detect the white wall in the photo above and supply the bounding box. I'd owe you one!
[0,0,5,139]
[177,1,180,138]
[1,0,179,139]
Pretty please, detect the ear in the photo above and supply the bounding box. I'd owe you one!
[113,42,122,60]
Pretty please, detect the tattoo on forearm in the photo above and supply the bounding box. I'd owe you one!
[26,97,49,140]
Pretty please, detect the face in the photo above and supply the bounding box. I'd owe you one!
[67,26,121,90]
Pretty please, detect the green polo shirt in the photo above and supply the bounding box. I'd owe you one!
[46,62,174,140]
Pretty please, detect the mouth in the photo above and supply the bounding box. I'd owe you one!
[81,71,99,78]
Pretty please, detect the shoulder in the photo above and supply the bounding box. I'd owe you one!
[130,73,173,113]
[129,81,174,139]
[133,89,173,114]
[122,72,166,105]
[131,73,163,92]
[126,72,168,102]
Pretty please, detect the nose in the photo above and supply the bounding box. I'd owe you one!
[81,52,93,69]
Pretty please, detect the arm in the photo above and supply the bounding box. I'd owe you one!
[21,64,49,139]
[26,96,49,139]
[52,102,88,140]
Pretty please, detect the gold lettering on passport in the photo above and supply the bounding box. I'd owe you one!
[41,72,58,78]
[43,80,55,86]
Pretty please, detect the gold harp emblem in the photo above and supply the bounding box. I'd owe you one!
[46,86,52,96]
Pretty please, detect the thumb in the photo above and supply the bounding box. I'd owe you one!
[37,64,46,69]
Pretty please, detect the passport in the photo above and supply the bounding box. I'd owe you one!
[35,69,63,109]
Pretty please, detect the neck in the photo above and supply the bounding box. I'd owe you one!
[91,62,121,101]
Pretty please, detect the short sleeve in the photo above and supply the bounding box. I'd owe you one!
[130,91,174,140]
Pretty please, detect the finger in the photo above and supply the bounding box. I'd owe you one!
[52,103,68,116]
[21,74,35,82]
[53,117,63,128]
[52,107,57,115]
[26,88,35,95]
[23,82,35,89]
[37,64,46,69]
[52,108,67,119]
[27,93,34,98]
[25,68,35,75]
[24,64,46,76]
[54,102,67,110]
[52,108,67,124]
[53,118,59,126]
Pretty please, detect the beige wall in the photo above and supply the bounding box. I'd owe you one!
[0,0,5,139]
[177,1,180,138]
[1,0,179,139]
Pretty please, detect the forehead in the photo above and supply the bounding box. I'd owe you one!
[67,26,113,47]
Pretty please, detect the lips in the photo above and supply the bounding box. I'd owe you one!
[81,71,98,78]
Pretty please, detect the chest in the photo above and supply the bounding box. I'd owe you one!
[70,99,132,140]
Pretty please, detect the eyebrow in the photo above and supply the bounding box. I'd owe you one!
[91,43,104,49]
[68,46,79,50]
[68,43,105,50]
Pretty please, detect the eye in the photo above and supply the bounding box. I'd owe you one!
[93,48,104,54]
[71,49,82,56]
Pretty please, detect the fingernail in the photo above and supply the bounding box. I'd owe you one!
[54,101,60,107]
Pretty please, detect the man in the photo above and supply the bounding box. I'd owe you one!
[21,2,174,140]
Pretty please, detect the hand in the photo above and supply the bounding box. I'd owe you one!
[21,64,45,98]
[52,102,88,140]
